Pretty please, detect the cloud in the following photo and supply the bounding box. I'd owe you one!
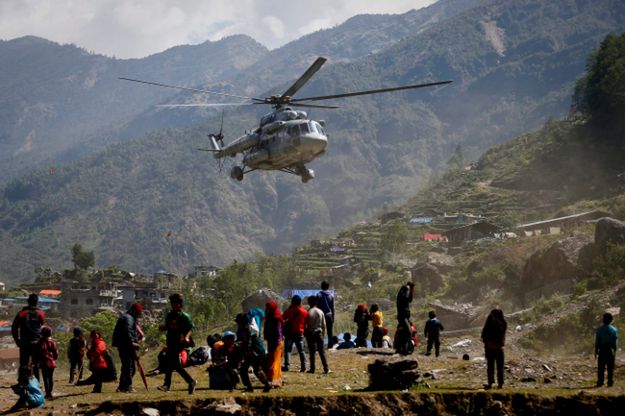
[262,15,285,40]
[0,0,435,58]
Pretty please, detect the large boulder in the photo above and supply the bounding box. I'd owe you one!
[521,232,593,290]
[424,252,457,273]
[411,263,444,292]
[368,356,419,390]
[240,288,286,312]
[595,217,625,254]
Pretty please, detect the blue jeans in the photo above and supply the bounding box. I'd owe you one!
[283,334,306,371]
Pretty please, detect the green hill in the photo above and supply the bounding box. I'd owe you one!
[1,0,625,283]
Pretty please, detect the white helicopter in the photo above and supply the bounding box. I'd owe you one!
[120,57,451,183]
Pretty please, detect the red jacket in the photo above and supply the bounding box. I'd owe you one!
[87,337,109,371]
[37,337,59,369]
[283,305,308,336]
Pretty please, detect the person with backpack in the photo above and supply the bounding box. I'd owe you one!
[68,327,86,384]
[112,303,142,393]
[11,294,45,381]
[158,293,197,394]
[353,304,370,347]
[36,326,58,399]
[235,312,271,393]
[424,310,445,357]
[282,295,308,372]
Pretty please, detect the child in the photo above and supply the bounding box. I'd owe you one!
[424,310,444,357]
[337,332,356,349]
[37,326,59,399]
[84,330,112,393]
[381,327,393,349]
[10,366,44,410]
[68,327,86,384]
[370,304,384,348]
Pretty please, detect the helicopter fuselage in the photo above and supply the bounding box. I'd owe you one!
[212,108,328,181]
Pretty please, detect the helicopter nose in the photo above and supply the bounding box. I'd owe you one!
[303,134,327,154]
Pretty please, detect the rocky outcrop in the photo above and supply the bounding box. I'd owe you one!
[368,356,419,390]
[521,232,593,290]
[595,217,625,254]
[411,263,444,292]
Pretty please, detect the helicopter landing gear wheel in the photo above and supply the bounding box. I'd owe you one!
[301,168,315,183]
[230,166,244,181]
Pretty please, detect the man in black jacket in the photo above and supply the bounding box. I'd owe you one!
[112,303,142,392]
[11,294,45,381]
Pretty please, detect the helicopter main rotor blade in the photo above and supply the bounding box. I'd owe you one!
[287,102,340,109]
[156,103,255,107]
[280,57,327,99]
[119,77,265,102]
[292,80,452,102]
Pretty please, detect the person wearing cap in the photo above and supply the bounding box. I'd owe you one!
[112,303,142,393]
[158,294,196,394]
[11,294,45,381]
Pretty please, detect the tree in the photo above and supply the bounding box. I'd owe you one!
[380,222,408,254]
[573,33,625,132]
[71,243,95,270]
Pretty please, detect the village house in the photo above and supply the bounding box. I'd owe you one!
[117,279,170,311]
[517,210,609,236]
[59,280,121,318]
[194,265,221,278]
[442,221,501,245]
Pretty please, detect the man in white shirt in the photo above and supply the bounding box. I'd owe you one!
[305,296,330,374]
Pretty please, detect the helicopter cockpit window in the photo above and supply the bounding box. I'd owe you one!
[288,125,298,137]
[299,123,310,134]
[311,121,326,135]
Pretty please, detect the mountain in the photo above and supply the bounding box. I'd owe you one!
[0,34,268,183]
[1,0,625,283]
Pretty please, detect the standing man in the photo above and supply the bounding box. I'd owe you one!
[305,296,329,374]
[12,294,45,380]
[317,281,335,348]
[595,312,618,387]
[395,282,414,354]
[158,294,196,394]
[112,303,142,392]
[424,310,445,357]
[282,295,308,372]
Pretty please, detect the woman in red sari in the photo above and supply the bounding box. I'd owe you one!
[264,300,283,388]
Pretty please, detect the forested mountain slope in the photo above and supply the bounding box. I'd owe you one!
[1,0,624,282]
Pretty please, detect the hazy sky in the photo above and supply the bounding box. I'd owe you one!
[0,0,436,58]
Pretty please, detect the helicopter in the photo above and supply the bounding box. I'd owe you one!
[120,57,451,183]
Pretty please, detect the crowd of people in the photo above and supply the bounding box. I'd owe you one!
[7,282,618,410]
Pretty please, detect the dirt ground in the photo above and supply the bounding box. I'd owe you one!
[0,333,623,415]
